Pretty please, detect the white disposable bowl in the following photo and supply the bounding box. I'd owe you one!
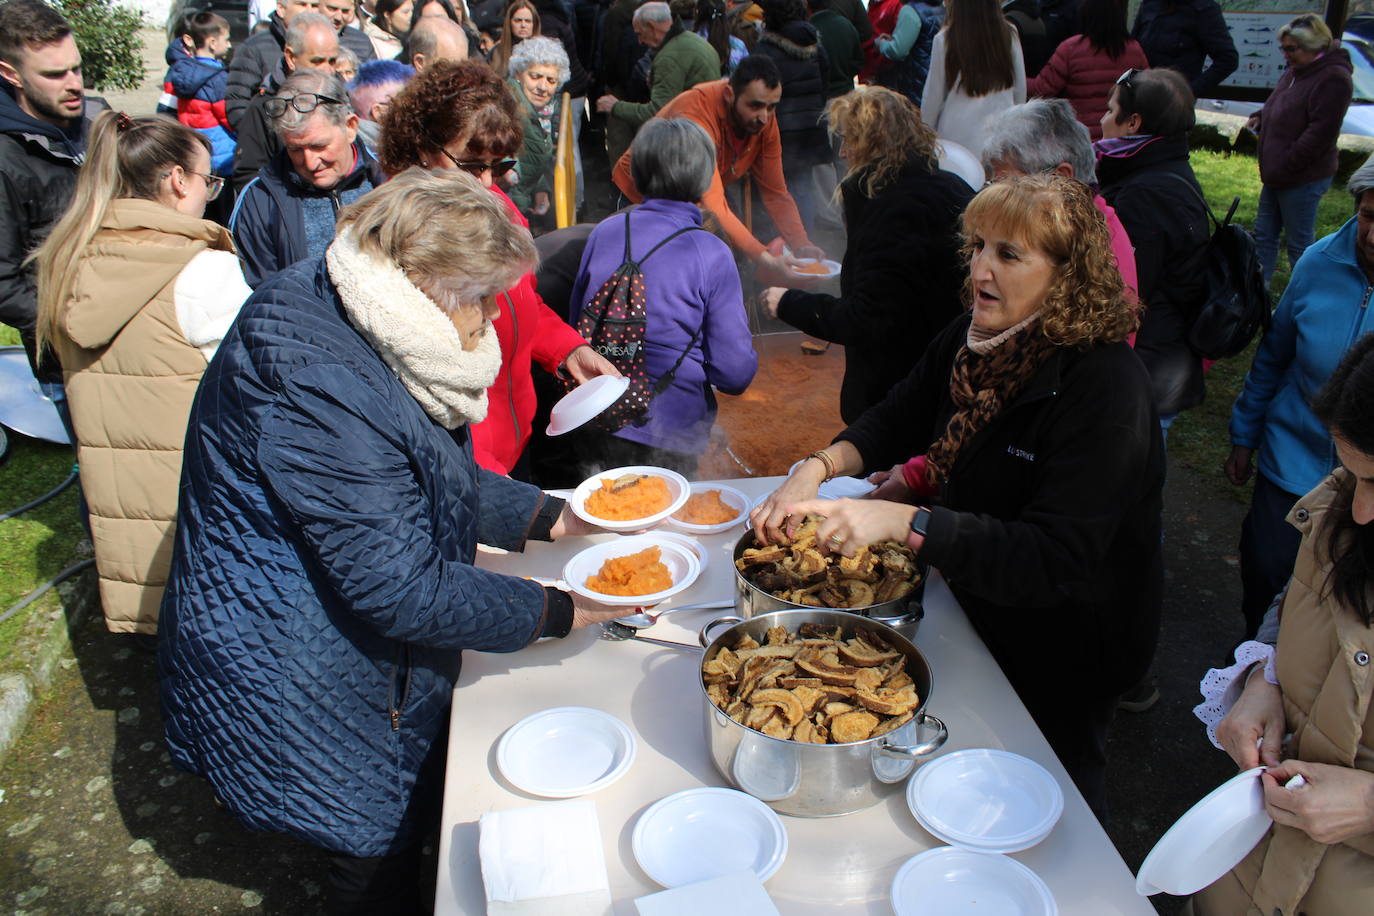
[495,706,636,798]
[546,375,630,437]
[665,483,750,535]
[569,465,691,532]
[563,534,701,607]
[789,258,841,279]
[632,787,788,888]
[891,847,1057,916]
[907,749,1064,853]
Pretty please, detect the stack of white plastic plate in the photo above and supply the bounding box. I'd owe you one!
[907,749,1064,853]
[891,847,1057,916]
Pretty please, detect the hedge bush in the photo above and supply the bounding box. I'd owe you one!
[55,0,145,91]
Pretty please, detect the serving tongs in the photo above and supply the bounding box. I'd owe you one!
[599,621,698,650]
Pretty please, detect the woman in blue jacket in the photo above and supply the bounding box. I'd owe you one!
[1225,158,1374,638]
[159,168,627,912]
[568,117,757,477]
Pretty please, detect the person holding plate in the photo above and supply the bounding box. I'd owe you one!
[750,174,1164,816]
[1188,335,1374,916]
[159,169,628,913]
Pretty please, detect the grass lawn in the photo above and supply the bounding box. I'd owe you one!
[1168,150,1355,503]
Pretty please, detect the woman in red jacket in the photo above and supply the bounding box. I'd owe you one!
[380,60,618,476]
[1027,0,1149,139]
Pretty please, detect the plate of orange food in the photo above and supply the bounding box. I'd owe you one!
[666,483,749,536]
[564,534,703,606]
[788,258,840,280]
[570,466,691,532]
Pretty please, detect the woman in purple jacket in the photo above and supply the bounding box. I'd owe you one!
[568,117,758,477]
[1248,14,1353,284]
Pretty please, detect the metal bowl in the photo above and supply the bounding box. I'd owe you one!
[698,609,946,817]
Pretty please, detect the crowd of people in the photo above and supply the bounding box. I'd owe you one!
[1,0,1372,910]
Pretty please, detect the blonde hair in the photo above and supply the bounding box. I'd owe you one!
[826,86,938,199]
[335,166,536,308]
[962,174,1137,347]
[1279,13,1333,53]
[31,112,210,357]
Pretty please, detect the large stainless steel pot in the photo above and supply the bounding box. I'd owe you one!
[698,609,947,817]
[733,530,924,638]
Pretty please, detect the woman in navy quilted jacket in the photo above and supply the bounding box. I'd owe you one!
[158,168,628,913]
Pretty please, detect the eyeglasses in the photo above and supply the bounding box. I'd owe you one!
[264,91,346,119]
[434,145,518,178]
[1279,44,1301,54]
[163,168,224,201]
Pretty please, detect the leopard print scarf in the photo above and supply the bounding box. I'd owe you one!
[924,315,1055,488]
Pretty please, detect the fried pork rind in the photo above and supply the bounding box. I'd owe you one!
[736,521,922,609]
[703,623,922,744]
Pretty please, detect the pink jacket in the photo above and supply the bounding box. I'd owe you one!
[1027,35,1150,140]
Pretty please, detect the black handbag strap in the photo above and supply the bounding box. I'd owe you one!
[1160,171,1240,230]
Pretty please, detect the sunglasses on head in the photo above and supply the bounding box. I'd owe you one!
[1116,68,1140,88]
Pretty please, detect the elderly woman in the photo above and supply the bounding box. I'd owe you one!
[159,169,628,911]
[982,98,1137,299]
[1225,159,1374,638]
[507,36,569,223]
[380,60,617,476]
[567,118,757,476]
[752,175,1164,815]
[1190,335,1374,916]
[1247,14,1353,284]
[761,86,973,424]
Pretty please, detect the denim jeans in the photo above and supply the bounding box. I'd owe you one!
[1238,472,1303,639]
[1254,175,1333,284]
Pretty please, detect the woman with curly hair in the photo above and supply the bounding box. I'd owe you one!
[752,174,1164,816]
[379,60,617,476]
[761,86,973,423]
[489,0,540,76]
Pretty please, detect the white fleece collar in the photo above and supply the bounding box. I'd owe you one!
[326,231,500,428]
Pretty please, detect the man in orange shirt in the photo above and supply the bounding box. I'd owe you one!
[612,54,825,275]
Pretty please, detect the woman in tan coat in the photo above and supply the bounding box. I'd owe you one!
[31,113,251,636]
[1190,333,1374,915]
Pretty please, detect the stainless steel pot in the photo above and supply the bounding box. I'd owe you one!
[698,609,947,817]
[732,530,924,638]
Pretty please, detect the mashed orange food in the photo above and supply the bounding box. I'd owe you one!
[586,546,673,596]
[673,490,739,525]
[794,260,830,275]
[584,475,673,521]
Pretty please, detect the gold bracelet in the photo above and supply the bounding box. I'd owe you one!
[808,449,836,481]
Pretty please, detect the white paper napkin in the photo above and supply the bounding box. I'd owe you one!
[479,800,612,915]
[633,871,781,916]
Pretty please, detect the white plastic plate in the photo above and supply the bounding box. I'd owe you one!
[569,465,691,532]
[788,258,841,279]
[495,706,636,798]
[546,375,630,436]
[665,483,750,535]
[1136,767,1271,896]
[563,534,702,607]
[891,847,1058,916]
[908,749,1064,853]
[632,787,788,888]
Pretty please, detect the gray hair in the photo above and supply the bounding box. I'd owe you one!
[1349,155,1374,203]
[980,99,1095,183]
[271,70,354,135]
[633,1,672,26]
[630,117,716,202]
[284,11,336,55]
[508,35,570,87]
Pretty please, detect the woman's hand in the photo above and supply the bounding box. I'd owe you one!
[533,191,550,215]
[1225,445,1255,486]
[794,244,826,262]
[595,94,618,114]
[761,286,787,318]
[786,498,917,557]
[550,503,599,540]
[562,344,623,383]
[1216,666,1286,769]
[1262,761,1374,845]
[570,595,635,629]
[750,459,827,544]
[866,464,913,503]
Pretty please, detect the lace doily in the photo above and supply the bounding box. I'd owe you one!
[1192,641,1279,749]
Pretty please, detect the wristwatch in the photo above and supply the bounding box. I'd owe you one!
[906,506,931,553]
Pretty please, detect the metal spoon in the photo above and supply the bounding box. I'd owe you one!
[599,621,698,650]
[616,598,735,630]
